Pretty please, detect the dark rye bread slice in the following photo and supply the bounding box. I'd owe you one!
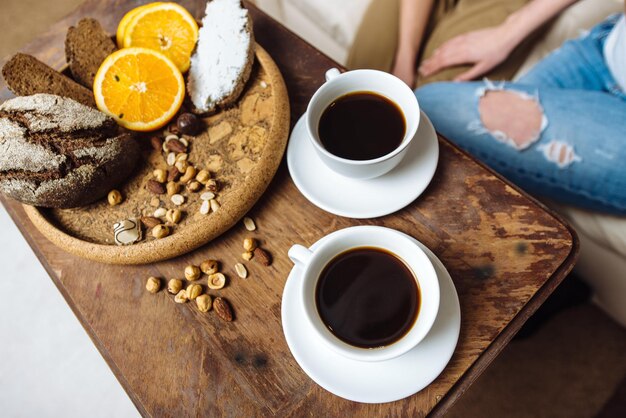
[65,18,117,88]
[0,94,139,208]
[2,53,96,108]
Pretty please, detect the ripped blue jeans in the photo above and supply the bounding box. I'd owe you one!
[416,14,626,214]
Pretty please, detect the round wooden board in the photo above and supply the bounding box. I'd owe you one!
[24,44,290,265]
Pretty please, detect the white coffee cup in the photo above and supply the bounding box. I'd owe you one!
[306,68,420,180]
[288,226,439,362]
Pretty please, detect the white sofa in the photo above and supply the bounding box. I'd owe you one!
[252,0,626,327]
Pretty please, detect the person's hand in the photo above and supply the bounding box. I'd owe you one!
[391,47,417,87]
[418,25,516,81]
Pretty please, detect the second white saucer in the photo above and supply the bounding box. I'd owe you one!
[287,111,439,219]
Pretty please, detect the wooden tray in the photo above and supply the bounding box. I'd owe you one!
[23,44,290,264]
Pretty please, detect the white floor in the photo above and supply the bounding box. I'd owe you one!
[0,204,139,418]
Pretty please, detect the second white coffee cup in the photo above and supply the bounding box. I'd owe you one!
[306,68,420,180]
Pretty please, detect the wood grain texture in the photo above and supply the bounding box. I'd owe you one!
[0,1,578,416]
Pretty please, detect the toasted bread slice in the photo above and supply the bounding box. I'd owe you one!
[2,53,96,107]
[65,18,117,88]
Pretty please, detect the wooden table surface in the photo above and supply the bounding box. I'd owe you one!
[0,1,579,416]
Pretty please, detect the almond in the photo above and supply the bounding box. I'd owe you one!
[141,216,161,229]
[213,297,233,322]
[166,138,187,153]
[147,179,166,194]
[167,166,181,182]
[254,248,272,266]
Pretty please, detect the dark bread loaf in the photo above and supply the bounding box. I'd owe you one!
[2,53,96,107]
[0,94,139,208]
[65,18,117,88]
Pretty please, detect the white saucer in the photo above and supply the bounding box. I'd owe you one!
[286,111,439,219]
[281,231,461,404]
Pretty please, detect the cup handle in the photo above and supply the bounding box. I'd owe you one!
[288,244,313,268]
[325,68,341,82]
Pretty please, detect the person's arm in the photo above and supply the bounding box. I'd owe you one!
[419,0,580,81]
[392,0,435,86]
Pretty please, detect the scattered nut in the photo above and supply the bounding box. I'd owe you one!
[175,160,189,174]
[199,199,210,215]
[166,181,180,196]
[235,263,248,279]
[254,248,272,266]
[185,264,201,281]
[196,294,212,312]
[260,81,267,89]
[208,272,226,290]
[152,224,170,239]
[153,169,167,183]
[179,137,189,147]
[107,189,123,206]
[151,136,163,151]
[205,179,219,193]
[166,208,182,224]
[147,179,166,194]
[150,197,161,207]
[167,166,181,182]
[168,278,183,294]
[196,169,210,184]
[154,207,167,218]
[187,180,202,192]
[177,112,200,135]
[166,152,176,166]
[213,297,233,322]
[174,289,188,303]
[180,166,197,183]
[165,138,186,153]
[243,237,257,252]
[141,216,161,229]
[210,199,220,212]
[186,283,202,300]
[175,152,188,163]
[171,194,185,206]
[168,122,180,136]
[242,251,253,261]
[200,260,219,275]
[200,191,215,201]
[243,217,256,231]
[146,277,161,293]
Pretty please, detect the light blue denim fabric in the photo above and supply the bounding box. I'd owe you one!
[416,14,626,214]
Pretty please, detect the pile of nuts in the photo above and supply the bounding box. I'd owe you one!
[140,112,222,240]
[144,216,272,322]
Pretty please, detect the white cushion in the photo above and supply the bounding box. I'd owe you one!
[284,0,371,48]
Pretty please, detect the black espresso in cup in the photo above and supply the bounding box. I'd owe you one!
[315,247,420,348]
[318,91,406,161]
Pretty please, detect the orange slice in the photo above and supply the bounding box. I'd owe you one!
[116,3,163,48]
[123,2,198,73]
[93,47,185,131]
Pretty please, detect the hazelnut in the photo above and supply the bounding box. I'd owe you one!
[185,265,201,281]
[166,208,182,224]
[205,179,219,193]
[152,224,170,239]
[166,181,180,196]
[180,166,197,183]
[174,290,188,303]
[168,279,183,294]
[187,180,202,192]
[153,169,167,183]
[177,112,200,135]
[196,169,210,184]
[196,294,212,312]
[243,237,257,252]
[175,160,189,174]
[146,277,161,293]
[175,152,188,163]
[242,251,254,261]
[208,272,226,290]
[186,283,202,300]
[107,189,123,206]
[200,259,219,275]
